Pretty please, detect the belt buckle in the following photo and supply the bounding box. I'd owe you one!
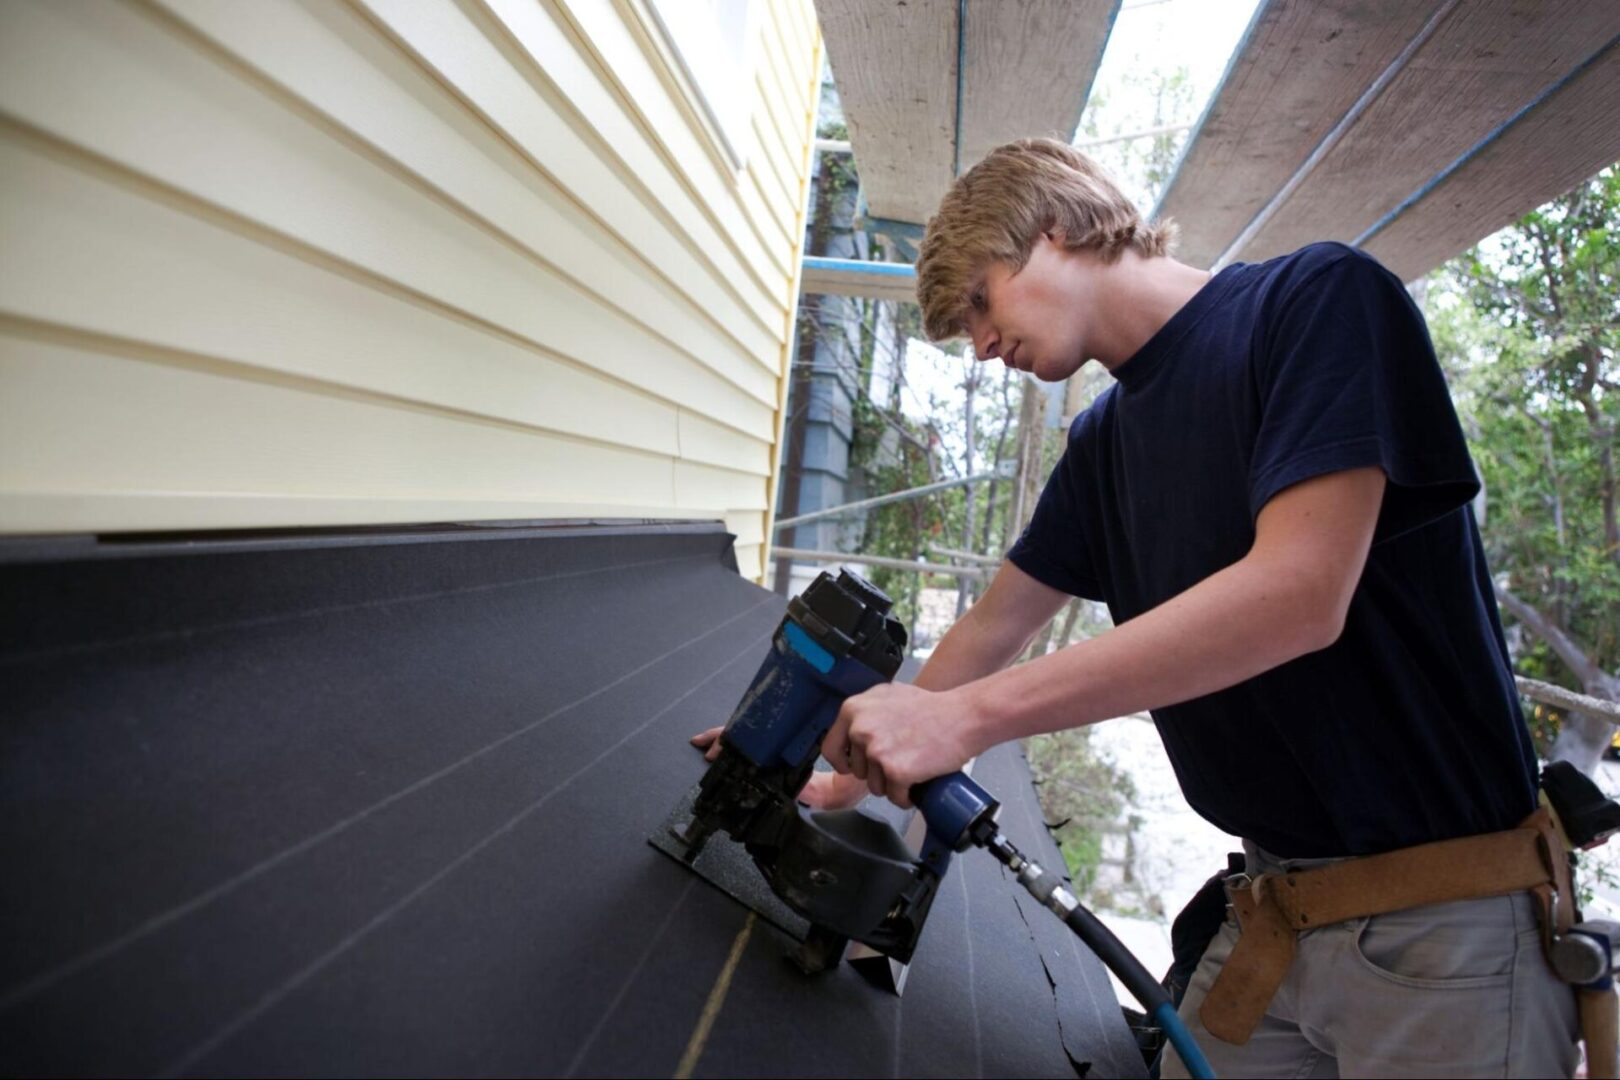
[1222,871,1253,916]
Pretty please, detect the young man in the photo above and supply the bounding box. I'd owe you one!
[694,138,1579,1076]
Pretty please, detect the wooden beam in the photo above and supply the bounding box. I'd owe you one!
[1362,34,1620,281]
[817,0,1116,226]
[1154,1,1620,272]
[1154,0,1444,268]
[956,1,1117,174]
[817,0,957,226]
[799,256,917,302]
[1232,0,1620,266]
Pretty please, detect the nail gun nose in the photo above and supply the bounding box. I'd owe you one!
[673,818,714,862]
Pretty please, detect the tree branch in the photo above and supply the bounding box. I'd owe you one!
[1496,585,1616,694]
[1516,676,1620,722]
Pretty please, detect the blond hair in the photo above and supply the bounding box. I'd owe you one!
[915,138,1177,341]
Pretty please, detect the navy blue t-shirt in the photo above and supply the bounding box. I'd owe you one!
[1006,242,1537,858]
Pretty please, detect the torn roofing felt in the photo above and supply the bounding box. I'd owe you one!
[0,522,1144,1078]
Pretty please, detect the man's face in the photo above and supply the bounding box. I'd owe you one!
[961,232,1093,383]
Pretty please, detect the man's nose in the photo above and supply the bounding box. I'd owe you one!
[972,324,999,361]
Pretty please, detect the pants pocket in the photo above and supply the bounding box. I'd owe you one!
[1326,898,1567,1077]
[1349,895,1522,990]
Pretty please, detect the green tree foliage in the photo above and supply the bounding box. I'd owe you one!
[1076,64,1197,209]
[1425,166,1620,762]
[846,363,947,635]
[841,315,1027,637]
[1026,728,1136,900]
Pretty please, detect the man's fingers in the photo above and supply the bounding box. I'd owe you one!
[691,726,725,762]
[866,761,887,799]
[849,738,868,781]
[823,704,854,775]
[891,783,914,810]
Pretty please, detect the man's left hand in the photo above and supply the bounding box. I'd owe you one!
[819,683,986,809]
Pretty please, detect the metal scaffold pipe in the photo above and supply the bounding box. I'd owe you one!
[769,547,987,581]
[773,467,1010,530]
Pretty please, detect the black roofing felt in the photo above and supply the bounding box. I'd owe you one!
[0,523,1143,1078]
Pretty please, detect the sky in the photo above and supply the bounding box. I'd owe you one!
[1079,0,1264,209]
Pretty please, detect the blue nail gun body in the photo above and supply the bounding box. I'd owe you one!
[664,570,1219,1076]
[673,570,998,973]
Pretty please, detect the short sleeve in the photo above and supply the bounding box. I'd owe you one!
[1005,415,1106,600]
[1249,249,1479,543]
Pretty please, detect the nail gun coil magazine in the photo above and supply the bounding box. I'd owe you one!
[663,570,963,971]
[651,570,1221,1077]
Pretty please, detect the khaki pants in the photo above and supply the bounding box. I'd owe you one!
[1161,840,1580,1079]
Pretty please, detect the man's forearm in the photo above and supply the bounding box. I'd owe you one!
[911,599,1043,692]
[955,466,1386,752]
[821,468,1383,806]
[816,572,1055,801]
[959,553,1338,750]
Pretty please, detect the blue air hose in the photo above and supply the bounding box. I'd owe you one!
[1061,900,1215,1078]
[980,832,1217,1078]
[1155,1001,1216,1079]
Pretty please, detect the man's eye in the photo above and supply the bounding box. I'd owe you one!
[971,289,986,310]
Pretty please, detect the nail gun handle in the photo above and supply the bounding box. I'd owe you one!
[913,771,999,854]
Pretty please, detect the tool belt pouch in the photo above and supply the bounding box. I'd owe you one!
[1198,876,1295,1045]
[1581,985,1620,1080]
[1526,806,1619,1080]
[1166,853,1246,1010]
[1198,808,1567,1047]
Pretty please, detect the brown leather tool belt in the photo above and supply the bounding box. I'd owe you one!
[1198,807,1574,1047]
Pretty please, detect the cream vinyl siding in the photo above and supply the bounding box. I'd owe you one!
[0,0,821,584]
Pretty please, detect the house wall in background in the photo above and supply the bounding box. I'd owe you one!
[0,0,822,584]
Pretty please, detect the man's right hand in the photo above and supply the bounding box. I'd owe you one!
[688,726,867,809]
[799,769,868,810]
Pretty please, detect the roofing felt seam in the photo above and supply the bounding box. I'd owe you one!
[3,523,1144,1076]
[673,911,758,1079]
[564,874,699,1077]
[157,625,779,1076]
[3,563,771,990]
[0,549,716,668]
[960,867,985,1078]
[0,593,775,1015]
[1006,751,1122,1066]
